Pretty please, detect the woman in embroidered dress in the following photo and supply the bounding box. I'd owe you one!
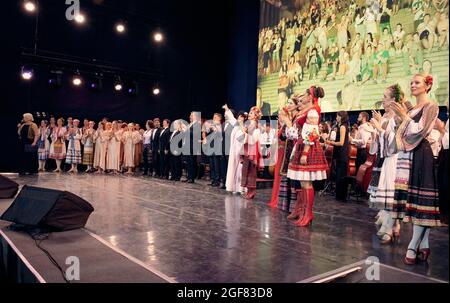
[66,119,83,173]
[49,118,67,173]
[286,86,328,227]
[93,122,108,174]
[122,123,141,175]
[275,96,303,215]
[240,107,262,199]
[368,84,411,244]
[106,121,122,174]
[82,121,95,172]
[391,74,441,264]
[37,120,51,172]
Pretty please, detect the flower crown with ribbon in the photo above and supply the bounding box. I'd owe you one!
[424,75,433,92]
[250,106,262,120]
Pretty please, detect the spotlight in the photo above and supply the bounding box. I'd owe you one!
[21,66,33,80]
[23,1,36,13]
[73,72,82,86]
[114,76,123,91]
[153,32,163,43]
[74,13,86,24]
[152,87,160,95]
[116,23,125,33]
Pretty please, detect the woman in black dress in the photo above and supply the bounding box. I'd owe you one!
[391,74,441,264]
[17,113,39,175]
[326,111,349,201]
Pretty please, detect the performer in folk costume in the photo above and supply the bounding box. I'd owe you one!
[37,120,51,172]
[122,123,142,175]
[106,121,122,173]
[240,106,262,200]
[224,105,247,194]
[81,121,96,172]
[368,84,412,244]
[273,97,303,214]
[93,122,108,174]
[284,86,328,227]
[390,74,441,265]
[267,116,287,208]
[65,119,83,173]
[133,124,144,169]
[49,118,67,173]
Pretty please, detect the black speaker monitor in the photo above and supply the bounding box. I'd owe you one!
[0,175,19,199]
[0,185,94,231]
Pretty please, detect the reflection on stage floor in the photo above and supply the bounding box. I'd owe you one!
[0,173,448,283]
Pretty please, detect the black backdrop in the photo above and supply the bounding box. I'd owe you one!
[1,0,260,171]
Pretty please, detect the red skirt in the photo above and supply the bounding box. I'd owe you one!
[287,139,328,181]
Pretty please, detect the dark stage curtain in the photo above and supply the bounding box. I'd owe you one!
[227,0,260,113]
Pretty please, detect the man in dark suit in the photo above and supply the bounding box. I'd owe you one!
[169,120,183,181]
[151,118,162,177]
[158,119,171,179]
[205,113,223,187]
[182,112,201,183]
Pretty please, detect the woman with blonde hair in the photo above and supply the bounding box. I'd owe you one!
[65,119,83,173]
[49,118,67,173]
[240,106,262,199]
[368,84,410,244]
[37,120,51,172]
[286,86,328,227]
[81,121,95,172]
[106,121,122,174]
[391,74,441,264]
[93,122,108,174]
[122,123,141,174]
[17,113,39,175]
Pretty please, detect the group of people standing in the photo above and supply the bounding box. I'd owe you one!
[16,72,448,265]
[267,73,448,265]
[17,117,174,177]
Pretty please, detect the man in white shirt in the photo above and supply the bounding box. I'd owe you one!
[350,112,375,171]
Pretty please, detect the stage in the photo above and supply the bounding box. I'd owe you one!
[0,173,448,283]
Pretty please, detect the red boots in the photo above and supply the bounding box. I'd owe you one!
[287,189,305,220]
[294,188,315,227]
[242,188,256,200]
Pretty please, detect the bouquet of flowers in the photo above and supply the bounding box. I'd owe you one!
[303,128,319,145]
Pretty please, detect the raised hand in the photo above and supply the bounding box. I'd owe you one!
[371,110,382,122]
[390,102,407,119]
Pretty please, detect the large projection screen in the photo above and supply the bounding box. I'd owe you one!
[257,0,449,114]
